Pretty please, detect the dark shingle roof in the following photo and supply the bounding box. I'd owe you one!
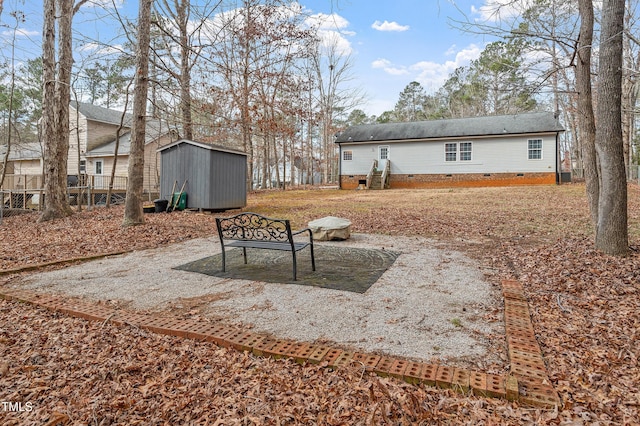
[85,119,175,157]
[70,100,133,126]
[0,142,43,161]
[335,112,564,144]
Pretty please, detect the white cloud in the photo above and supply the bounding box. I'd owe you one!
[452,44,482,63]
[371,20,409,32]
[306,13,355,56]
[79,42,124,56]
[371,58,409,76]
[307,12,350,32]
[2,28,39,38]
[471,0,533,22]
[81,0,124,9]
[445,45,458,56]
[372,44,482,90]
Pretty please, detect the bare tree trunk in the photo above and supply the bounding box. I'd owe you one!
[577,0,598,227]
[71,91,82,211]
[40,0,74,222]
[261,138,268,189]
[594,0,628,256]
[177,0,193,139]
[622,9,640,179]
[0,11,19,189]
[123,0,152,227]
[107,79,133,208]
[272,133,281,189]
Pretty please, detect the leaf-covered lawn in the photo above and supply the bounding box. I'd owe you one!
[1,184,638,424]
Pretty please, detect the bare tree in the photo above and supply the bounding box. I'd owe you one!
[107,79,133,208]
[622,2,640,178]
[577,0,598,226]
[151,0,222,140]
[311,33,363,183]
[594,0,628,255]
[123,0,153,226]
[0,11,24,189]
[209,0,319,189]
[40,0,89,222]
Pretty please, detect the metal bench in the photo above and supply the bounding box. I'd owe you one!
[215,212,315,281]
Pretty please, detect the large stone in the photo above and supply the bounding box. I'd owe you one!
[308,216,351,241]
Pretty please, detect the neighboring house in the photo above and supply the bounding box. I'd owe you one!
[1,101,177,195]
[68,101,178,194]
[0,142,44,189]
[334,112,565,189]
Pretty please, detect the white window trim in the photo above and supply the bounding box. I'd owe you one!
[94,160,104,175]
[459,142,472,162]
[528,139,543,160]
[342,150,353,161]
[445,142,457,162]
[379,145,390,160]
[444,142,472,162]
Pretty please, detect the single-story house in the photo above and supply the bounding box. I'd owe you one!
[334,112,565,189]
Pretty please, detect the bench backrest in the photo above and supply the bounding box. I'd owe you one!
[216,212,293,243]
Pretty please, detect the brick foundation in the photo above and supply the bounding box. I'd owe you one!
[340,172,557,189]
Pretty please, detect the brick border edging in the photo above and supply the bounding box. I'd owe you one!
[0,279,560,408]
[502,279,561,407]
[0,250,131,277]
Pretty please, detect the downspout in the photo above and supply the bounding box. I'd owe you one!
[337,143,342,189]
[556,131,561,185]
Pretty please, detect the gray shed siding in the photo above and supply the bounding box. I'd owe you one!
[159,140,246,210]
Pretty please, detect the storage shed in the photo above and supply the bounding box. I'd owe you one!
[158,139,247,211]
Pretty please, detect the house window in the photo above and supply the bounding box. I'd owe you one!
[95,160,103,175]
[460,142,472,161]
[528,139,543,159]
[79,160,86,173]
[445,142,472,162]
[445,143,457,162]
[343,150,353,161]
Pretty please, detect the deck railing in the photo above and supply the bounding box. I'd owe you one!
[365,160,378,189]
[0,174,129,219]
[0,174,127,191]
[381,160,391,189]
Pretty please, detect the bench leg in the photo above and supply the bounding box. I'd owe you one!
[310,244,316,271]
[242,247,247,264]
[220,246,226,272]
[292,251,297,281]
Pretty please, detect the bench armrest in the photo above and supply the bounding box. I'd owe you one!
[292,227,313,241]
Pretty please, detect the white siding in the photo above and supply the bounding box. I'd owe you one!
[68,110,89,175]
[340,134,557,175]
[11,160,42,176]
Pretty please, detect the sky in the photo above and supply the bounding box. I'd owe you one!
[1,0,505,117]
[299,0,502,115]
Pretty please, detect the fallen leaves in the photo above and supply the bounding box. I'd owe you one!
[0,299,548,424]
[0,184,639,423]
[491,236,640,424]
